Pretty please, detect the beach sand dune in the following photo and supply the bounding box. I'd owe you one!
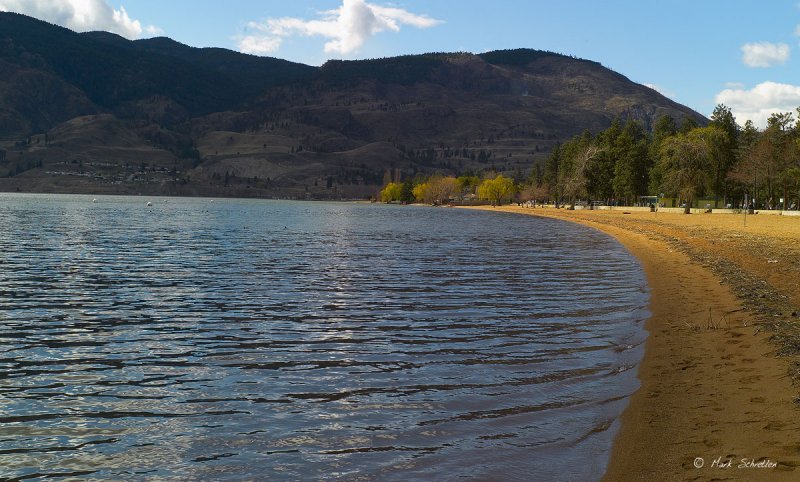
[464,206,800,481]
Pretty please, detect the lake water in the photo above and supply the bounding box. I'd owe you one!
[0,194,648,481]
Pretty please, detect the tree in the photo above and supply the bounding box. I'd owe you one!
[517,184,537,203]
[708,104,739,207]
[412,182,428,202]
[531,162,543,187]
[558,131,600,208]
[729,120,761,207]
[612,120,650,205]
[380,182,402,202]
[544,143,561,203]
[456,174,481,196]
[786,167,800,209]
[426,176,459,205]
[567,145,601,208]
[679,116,699,134]
[657,128,716,213]
[409,176,459,205]
[399,179,415,203]
[732,113,798,209]
[764,112,797,209]
[648,114,678,195]
[478,174,517,206]
[589,119,623,202]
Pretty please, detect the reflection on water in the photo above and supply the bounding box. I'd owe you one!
[0,194,648,481]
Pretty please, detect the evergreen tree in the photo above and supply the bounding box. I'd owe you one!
[591,119,622,202]
[544,143,561,202]
[612,120,649,205]
[708,104,739,207]
[679,116,699,134]
[648,114,678,195]
[400,179,415,203]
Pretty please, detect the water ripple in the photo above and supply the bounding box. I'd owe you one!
[0,194,648,481]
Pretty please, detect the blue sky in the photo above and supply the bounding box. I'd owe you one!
[2,0,800,127]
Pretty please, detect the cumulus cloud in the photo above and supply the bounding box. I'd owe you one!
[144,24,164,36]
[715,81,800,127]
[238,0,442,56]
[238,35,282,56]
[741,41,790,67]
[0,0,159,39]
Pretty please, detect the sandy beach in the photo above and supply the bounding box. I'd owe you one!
[462,206,800,481]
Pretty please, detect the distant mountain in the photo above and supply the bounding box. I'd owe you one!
[0,12,706,198]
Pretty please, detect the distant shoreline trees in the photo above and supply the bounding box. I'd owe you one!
[379,104,800,212]
[477,175,516,206]
[379,172,516,206]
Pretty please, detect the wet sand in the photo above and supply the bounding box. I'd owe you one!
[462,206,800,481]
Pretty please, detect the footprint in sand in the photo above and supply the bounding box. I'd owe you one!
[764,421,787,431]
[739,375,761,383]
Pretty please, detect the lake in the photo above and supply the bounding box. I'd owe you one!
[0,194,648,481]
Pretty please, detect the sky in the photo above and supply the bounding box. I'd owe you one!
[2,0,800,128]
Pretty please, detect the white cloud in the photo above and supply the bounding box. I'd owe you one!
[741,41,790,67]
[238,0,442,56]
[0,0,159,39]
[644,83,675,99]
[144,25,164,36]
[238,35,282,56]
[715,81,800,128]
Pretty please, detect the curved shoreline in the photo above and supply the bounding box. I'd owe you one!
[460,205,800,481]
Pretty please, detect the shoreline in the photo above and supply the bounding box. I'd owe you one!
[461,205,800,481]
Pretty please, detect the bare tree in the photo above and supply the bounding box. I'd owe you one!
[561,145,600,209]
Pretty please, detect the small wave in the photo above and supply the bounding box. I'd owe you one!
[0,196,648,481]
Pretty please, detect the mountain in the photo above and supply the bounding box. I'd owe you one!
[0,12,706,198]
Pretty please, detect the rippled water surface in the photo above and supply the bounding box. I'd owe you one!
[0,194,649,481]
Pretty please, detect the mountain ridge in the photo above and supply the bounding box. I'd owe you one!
[0,12,707,198]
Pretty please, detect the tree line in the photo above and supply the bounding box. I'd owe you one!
[542,104,800,213]
[379,104,800,213]
[379,173,517,206]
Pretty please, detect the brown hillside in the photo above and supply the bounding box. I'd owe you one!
[0,13,706,198]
